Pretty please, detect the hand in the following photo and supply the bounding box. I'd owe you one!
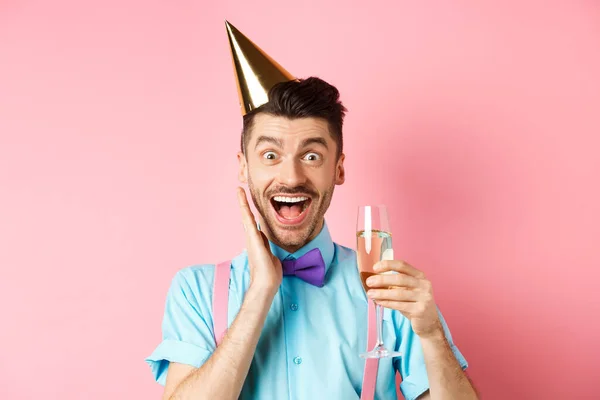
[237,187,282,294]
[366,260,443,339]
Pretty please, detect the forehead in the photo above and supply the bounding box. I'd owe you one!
[249,114,331,145]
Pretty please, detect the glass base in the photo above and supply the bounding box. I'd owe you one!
[360,345,403,359]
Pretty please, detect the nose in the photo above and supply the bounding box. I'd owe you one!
[277,158,307,188]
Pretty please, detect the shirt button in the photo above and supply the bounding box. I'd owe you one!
[293,356,302,365]
[290,303,298,311]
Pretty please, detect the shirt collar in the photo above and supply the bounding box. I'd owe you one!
[268,221,335,275]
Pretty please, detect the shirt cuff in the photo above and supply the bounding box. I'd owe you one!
[399,344,469,400]
[145,339,213,386]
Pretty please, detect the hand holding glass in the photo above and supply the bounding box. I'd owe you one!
[356,205,402,359]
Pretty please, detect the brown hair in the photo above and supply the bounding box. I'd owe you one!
[241,77,347,159]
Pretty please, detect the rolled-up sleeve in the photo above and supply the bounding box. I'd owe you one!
[394,307,468,400]
[145,267,216,385]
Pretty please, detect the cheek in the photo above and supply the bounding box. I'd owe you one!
[308,166,336,193]
[248,165,274,192]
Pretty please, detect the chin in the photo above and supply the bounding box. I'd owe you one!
[269,221,310,246]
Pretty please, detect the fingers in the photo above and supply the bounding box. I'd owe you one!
[366,272,420,289]
[258,230,270,249]
[371,300,421,316]
[237,187,258,234]
[374,260,425,279]
[372,300,413,311]
[367,287,419,302]
[238,187,272,253]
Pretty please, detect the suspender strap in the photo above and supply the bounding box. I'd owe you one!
[361,299,379,399]
[212,260,231,346]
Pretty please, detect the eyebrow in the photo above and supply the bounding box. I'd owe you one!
[300,137,329,150]
[254,136,329,151]
[254,136,283,150]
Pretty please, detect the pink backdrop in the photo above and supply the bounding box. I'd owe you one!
[1,1,599,399]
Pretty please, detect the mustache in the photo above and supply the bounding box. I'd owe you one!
[267,186,317,198]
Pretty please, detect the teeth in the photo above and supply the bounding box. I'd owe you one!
[273,196,308,203]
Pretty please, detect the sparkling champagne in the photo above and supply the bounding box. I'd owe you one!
[356,229,393,292]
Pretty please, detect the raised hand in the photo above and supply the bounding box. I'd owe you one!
[237,187,283,294]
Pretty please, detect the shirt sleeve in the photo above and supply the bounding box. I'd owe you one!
[145,267,217,386]
[393,307,468,400]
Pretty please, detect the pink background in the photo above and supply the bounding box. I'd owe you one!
[1,1,599,399]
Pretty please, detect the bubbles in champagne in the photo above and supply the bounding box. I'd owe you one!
[356,230,392,292]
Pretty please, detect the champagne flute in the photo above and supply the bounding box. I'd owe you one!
[356,205,402,359]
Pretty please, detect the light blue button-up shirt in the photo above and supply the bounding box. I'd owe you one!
[146,222,468,400]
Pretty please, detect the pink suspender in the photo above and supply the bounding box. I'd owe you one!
[360,299,379,399]
[212,261,231,346]
[211,260,379,399]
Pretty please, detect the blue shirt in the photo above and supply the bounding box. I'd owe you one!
[146,222,468,400]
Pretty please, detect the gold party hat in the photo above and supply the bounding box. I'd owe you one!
[225,20,295,115]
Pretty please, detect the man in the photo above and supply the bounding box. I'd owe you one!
[146,21,478,400]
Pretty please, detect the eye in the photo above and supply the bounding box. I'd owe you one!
[303,152,321,161]
[263,151,277,160]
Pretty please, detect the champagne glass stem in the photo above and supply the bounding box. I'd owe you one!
[375,302,384,347]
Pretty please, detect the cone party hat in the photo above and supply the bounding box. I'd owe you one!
[225,20,296,115]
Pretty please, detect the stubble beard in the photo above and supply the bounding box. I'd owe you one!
[247,175,335,251]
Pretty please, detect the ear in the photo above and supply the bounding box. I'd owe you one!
[237,152,248,184]
[335,153,345,185]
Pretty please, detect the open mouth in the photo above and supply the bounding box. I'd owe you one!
[270,195,312,225]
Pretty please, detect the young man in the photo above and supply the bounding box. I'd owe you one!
[146,22,478,400]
